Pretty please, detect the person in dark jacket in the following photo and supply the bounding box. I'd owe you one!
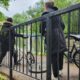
[40,2,66,79]
[0,17,25,66]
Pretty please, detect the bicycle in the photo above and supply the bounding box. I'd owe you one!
[64,34,80,68]
[16,49,35,66]
[14,35,35,66]
[14,34,47,74]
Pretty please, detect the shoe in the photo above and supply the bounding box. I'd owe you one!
[59,70,63,75]
[53,74,63,80]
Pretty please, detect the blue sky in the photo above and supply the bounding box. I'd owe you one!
[0,0,40,17]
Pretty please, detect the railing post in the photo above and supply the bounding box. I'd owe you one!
[78,9,80,79]
[67,12,71,80]
[46,17,52,80]
[9,29,13,80]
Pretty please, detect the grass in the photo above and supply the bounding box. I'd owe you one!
[0,73,8,80]
[0,72,15,80]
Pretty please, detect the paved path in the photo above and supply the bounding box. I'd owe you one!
[0,59,79,80]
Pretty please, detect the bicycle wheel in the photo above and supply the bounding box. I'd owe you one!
[73,50,80,68]
[26,52,35,65]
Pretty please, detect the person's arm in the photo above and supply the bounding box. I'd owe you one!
[39,12,48,36]
[12,30,28,38]
[14,33,28,38]
[39,19,46,36]
[60,16,65,31]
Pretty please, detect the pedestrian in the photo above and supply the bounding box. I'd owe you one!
[0,17,25,66]
[40,1,66,80]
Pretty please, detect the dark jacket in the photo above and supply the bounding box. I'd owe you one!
[40,7,66,54]
[40,7,65,36]
[0,22,23,47]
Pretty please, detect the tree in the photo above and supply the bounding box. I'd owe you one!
[0,12,6,21]
[12,0,80,34]
[0,0,10,9]
[0,0,13,22]
[54,0,80,33]
[54,0,80,9]
[13,13,28,24]
[27,0,44,19]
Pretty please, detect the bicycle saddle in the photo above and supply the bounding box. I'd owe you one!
[69,34,80,41]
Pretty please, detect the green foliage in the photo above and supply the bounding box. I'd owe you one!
[0,12,6,21]
[13,13,28,24]
[70,10,79,33]
[27,1,44,19]
[0,73,7,80]
[54,0,80,9]
[0,0,11,23]
[13,0,44,33]
[53,0,80,33]
[13,0,80,34]
[0,0,10,9]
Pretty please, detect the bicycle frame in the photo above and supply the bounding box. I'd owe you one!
[69,40,77,59]
[65,34,80,64]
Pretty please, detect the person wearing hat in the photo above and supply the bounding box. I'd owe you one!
[0,17,25,66]
[40,1,66,80]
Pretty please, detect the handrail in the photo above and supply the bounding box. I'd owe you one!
[1,3,80,31]
[12,3,80,29]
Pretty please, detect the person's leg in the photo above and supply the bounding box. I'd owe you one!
[13,49,18,64]
[0,51,7,64]
[0,45,7,64]
[11,47,18,64]
[44,37,47,52]
[58,52,64,77]
[59,52,64,70]
[51,54,58,78]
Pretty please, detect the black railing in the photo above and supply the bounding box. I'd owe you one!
[0,3,80,80]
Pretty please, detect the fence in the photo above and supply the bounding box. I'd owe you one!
[0,3,80,80]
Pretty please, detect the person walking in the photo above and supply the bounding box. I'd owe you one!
[0,17,25,66]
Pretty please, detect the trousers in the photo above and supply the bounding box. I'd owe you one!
[51,52,64,77]
[0,42,17,64]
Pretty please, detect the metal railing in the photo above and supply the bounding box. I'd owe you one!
[0,3,80,80]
